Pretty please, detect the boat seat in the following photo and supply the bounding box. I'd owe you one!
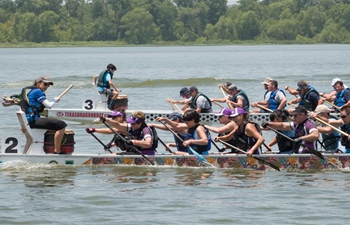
[92,83,108,110]
[16,110,48,154]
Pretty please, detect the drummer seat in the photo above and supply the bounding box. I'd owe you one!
[92,83,108,110]
[16,110,47,154]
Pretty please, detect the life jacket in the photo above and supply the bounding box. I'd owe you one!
[97,69,113,89]
[112,133,134,152]
[341,124,350,148]
[268,89,286,110]
[129,123,158,151]
[233,121,261,153]
[20,86,46,123]
[189,93,212,113]
[187,124,211,154]
[230,90,250,112]
[299,88,319,111]
[334,88,350,110]
[173,132,189,152]
[276,130,294,152]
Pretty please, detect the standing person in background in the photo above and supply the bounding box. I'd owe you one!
[262,106,320,154]
[93,63,119,110]
[251,80,286,112]
[288,80,322,111]
[182,109,211,155]
[265,110,295,154]
[211,84,250,112]
[250,78,272,113]
[188,86,213,113]
[20,76,67,154]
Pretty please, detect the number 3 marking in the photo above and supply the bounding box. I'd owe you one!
[84,99,93,110]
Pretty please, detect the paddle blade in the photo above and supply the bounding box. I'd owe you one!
[252,156,280,171]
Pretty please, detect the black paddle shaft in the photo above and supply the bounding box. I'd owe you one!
[266,125,324,160]
[101,119,155,165]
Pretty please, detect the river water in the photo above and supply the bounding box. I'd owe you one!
[0,45,350,224]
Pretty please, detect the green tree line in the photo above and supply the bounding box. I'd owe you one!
[0,0,350,44]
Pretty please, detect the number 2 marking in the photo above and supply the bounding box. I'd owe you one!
[5,137,18,153]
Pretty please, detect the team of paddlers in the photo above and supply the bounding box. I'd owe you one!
[8,62,350,157]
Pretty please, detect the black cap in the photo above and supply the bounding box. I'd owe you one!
[107,63,117,70]
[179,87,189,97]
[189,86,198,93]
[290,106,308,115]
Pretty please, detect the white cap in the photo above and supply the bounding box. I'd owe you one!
[331,78,341,86]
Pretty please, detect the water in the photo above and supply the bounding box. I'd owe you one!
[0,45,350,224]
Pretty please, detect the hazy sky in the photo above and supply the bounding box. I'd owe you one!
[227,0,238,5]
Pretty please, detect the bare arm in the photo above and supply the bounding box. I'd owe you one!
[245,123,265,156]
[183,125,208,146]
[277,96,287,110]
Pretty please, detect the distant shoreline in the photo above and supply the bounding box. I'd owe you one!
[0,40,328,48]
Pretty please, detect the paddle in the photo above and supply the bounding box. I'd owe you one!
[88,132,113,153]
[157,136,173,153]
[158,121,215,167]
[101,118,155,166]
[57,84,74,100]
[256,103,273,113]
[220,87,234,109]
[217,139,280,171]
[212,101,225,109]
[321,97,341,111]
[265,125,325,160]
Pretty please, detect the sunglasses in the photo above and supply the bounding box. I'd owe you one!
[340,113,349,119]
[42,82,50,87]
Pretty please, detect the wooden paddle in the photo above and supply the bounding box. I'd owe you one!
[217,139,280,171]
[101,118,155,166]
[256,103,273,113]
[57,84,74,100]
[158,121,215,167]
[212,101,225,109]
[321,97,341,110]
[220,87,233,109]
[265,125,325,160]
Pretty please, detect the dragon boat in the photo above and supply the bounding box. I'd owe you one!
[0,110,349,171]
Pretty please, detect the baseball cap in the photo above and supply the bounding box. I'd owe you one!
[224,82,232,87]
[228,84,237,91]
[331,78,342,86]
[261,78,272,85]
[127,115,144,124]
[290,106,308,115]
[168,112,182,121]
[36,76,53,85]
[189,86,198,93]
[297,80,308,91]
[229,108,246,118]
[313,105,331,114]
[179,87,190,97]
[215,108,232,117]
[107,110,125,118]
